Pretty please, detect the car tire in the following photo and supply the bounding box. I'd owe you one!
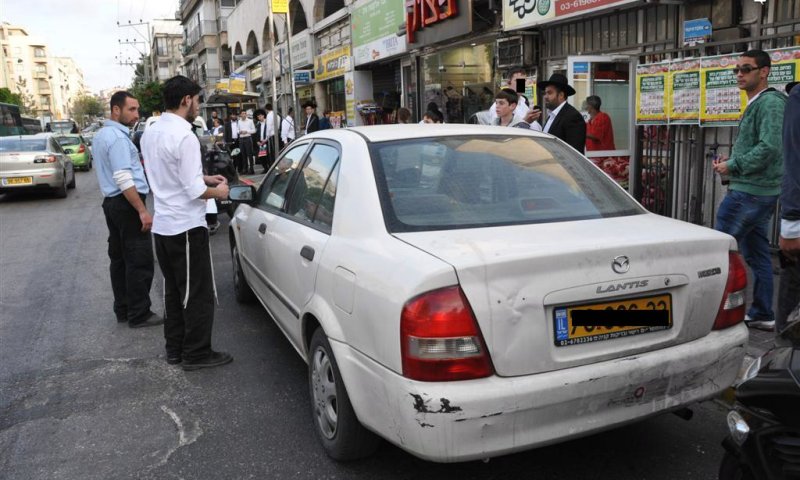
[67,170,76,189]
[718,451,755,480]
[308,328,379,461]
[231,244,255,303]
[54,171,68,198]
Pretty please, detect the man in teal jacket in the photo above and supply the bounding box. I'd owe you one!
[714,49,787,331]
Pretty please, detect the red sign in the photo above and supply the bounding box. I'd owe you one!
[405,0,459,44]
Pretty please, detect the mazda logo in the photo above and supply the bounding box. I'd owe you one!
[612,255,630,274]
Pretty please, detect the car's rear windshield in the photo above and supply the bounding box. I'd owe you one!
[55,136,81,146]
[0,138,47,152]
[370,135,643,232]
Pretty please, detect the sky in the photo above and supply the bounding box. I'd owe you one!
[2,0,180,93]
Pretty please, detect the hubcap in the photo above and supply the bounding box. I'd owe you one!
[311,346,338,439]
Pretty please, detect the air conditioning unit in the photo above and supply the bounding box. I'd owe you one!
[497,36,534,69]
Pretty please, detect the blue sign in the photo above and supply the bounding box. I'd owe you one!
[574,62,589,74]
[294,70,312,84]
[684,18,712,46]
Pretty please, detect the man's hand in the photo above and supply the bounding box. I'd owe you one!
[524,109,542,124]
[712,154,730,175]
[205,174,227,186]
[780,235,800,261]
[139,210,153,232]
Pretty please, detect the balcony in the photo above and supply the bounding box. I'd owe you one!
[33,71,48,79]
[217,16,227,33]
[186,21,218,49]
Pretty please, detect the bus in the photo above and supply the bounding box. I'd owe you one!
[0,102,24,136]
[21,116,43,134]
[45,119,78,134]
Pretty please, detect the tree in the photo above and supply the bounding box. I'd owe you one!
[72,94,104,127]
[11,79,37,115]
[0,87,23,106]
[129,81,164,117]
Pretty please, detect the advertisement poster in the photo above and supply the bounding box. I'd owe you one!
[504,0,638,31]
[352,0,407,66]
[635,62,669,125]
[699,54,745,126]
[314,45,352,82]
[766,47,800,92]
[668,58,700,124]
[344,71,356,127]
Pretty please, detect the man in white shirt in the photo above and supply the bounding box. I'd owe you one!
[237,110,256,174]
[140,75,232,371]
[281,107,296,147]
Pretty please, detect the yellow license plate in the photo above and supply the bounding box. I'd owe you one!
[3,177,33,186]
[553,294,672,347]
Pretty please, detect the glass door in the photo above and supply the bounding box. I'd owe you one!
[568,56,633,189]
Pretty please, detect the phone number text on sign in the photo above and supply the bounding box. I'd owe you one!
[556,0,631,15]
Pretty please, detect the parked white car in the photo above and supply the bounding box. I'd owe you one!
[227,125,748,463]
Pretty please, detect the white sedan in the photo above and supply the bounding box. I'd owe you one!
[227,125,748,463]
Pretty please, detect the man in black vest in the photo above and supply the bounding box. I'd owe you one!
[535,73,586,154]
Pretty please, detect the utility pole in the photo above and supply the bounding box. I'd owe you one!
[117,20,152,84]
[285,7,297,136]
[268,7,280,152]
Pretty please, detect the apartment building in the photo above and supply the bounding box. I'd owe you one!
[0,22,85,121]
[150,19,184,82]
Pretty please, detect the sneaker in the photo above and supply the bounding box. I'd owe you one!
[208,221,220,236]
[129,312,165,329]
[181,351,233,371]
[745,319,775,331]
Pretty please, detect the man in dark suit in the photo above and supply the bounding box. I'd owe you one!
[303,102,320,135]
[531,73,586,154]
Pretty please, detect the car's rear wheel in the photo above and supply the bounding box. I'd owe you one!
[231,244,255,303]
[67,170,76,189]
[308,328,379,461]
[54,171,68,198]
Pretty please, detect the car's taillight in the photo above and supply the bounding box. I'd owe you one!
[713,251,747,330]
[78,144,85,153]
[400,286,494,381]
[33,155,57,163]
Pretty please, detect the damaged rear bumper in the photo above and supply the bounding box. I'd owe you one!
[330,323,748,463]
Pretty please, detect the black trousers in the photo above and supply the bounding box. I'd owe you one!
[154,227,215,361]
[102,193,154,323]
[239,136,254,172]
[777,253,800,334]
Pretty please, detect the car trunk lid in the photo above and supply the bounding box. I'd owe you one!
[394,214,735,377]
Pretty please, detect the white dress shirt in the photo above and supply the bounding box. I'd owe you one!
[140,112,208,236]
[543,100,567,133]
[265,111,275,137]
[237,117,255,138]
[281,116,295,144]
[230,120,239,139]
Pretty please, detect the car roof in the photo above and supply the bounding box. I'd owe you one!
[340,124,553,143]
[30,132,56,138]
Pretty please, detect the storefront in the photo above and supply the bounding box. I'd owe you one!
[351,0,408,124]
[404,0,498,123]
[314,45,351,127]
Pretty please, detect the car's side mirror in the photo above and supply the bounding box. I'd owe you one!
[229,185,256,203]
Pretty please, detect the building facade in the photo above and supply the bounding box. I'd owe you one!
[0,23,85,122]
[150,19,185,83]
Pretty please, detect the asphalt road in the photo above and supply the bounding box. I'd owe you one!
[0,170,734,480]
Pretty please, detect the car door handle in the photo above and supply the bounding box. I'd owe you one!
[258,223,267,234]
[300,246,314,262]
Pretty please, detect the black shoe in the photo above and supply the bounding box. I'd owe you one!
[116,316,128,323]
[182,351,233,371]
[166,354,182,365]
[129,312,165,329]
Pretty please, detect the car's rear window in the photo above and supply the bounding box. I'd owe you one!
[0,138,47,152]
[55,136,81,146]
[370,135,643,232]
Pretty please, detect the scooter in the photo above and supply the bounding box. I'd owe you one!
[719,315,800,479]
[204,143,239,218]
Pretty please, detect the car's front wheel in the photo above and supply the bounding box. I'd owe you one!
[308,328,379,461]
[718,451,755,480]
[231,244,254,303]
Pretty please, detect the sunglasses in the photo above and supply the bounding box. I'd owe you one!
[732,65,764,74]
